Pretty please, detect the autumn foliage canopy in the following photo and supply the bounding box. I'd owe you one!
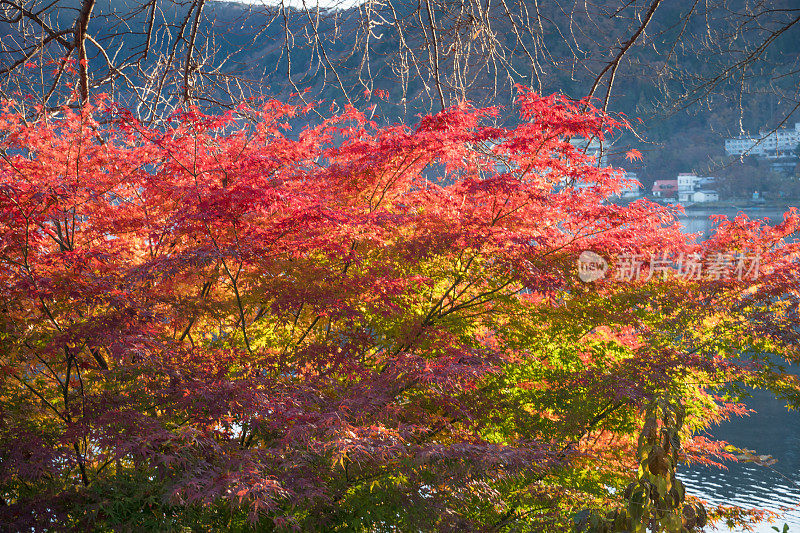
[0,90,799,531]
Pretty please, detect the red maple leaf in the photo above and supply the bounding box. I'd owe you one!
[624,148,643,161]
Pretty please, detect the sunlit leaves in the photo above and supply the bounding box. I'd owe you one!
[0,92,798,531]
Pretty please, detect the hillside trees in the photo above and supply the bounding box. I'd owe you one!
[0,0,798,126]
[0,90,799,531]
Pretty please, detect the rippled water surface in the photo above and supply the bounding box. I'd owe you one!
[676,206,800,532]
[679,389,800,532]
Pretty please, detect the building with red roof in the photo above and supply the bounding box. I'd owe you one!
[652,179,678,198]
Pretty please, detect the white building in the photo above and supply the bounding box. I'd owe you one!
[677,173,700,202]
[617,171,641,198]
[724,122,800,158]
[570,137,609,167]
[677,173,716,202]
[692,190,719,203]
[677,173,701,192]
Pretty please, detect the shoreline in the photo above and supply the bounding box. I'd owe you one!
[622,197,800,212]
[681,200,799,211]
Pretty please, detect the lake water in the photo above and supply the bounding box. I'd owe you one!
[676,206,800,532]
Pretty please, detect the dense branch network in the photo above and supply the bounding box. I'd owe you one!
[0,90,798,531]
[0,0,797,124]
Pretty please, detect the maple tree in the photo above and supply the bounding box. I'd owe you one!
[0,89,798,532]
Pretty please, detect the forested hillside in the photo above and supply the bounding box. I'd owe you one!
[183,0,800,185]
[3,0,798,187]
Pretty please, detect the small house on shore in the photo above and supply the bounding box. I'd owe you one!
[692,190,719,203]
[652,179,678,198]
